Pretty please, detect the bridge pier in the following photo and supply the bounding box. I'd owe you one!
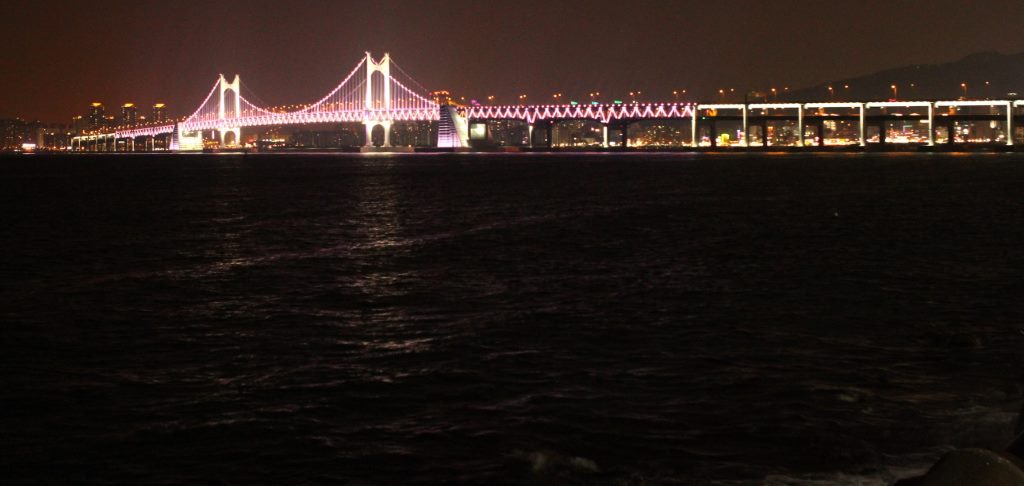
[528,121,553,148]
[218,127,241,148]
[927,104,935,146]
[797,106,805,147]
[741,105,749,148]
[602,125,609,148]
[1007,103,1015,146]
[363,121,393,148]
[691,116,698,148]
[859,103,866,147]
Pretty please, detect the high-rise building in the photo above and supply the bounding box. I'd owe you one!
[430,90,454,105]
[88,103,105,130]
[121,103,138,126]
[0,118,27,150]
[152,103,167,123]
[72,115,89,134]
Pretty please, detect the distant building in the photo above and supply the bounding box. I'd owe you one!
[72,115,89,134]
[88,103,105,130]
[391,121,436,146]
[0,118,26,150]
[430,90,454,106]
[40,125,74,149]
[152,103,167,123]
[121,103,138,126]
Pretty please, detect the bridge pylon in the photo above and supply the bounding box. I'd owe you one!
[218,74,242,147]
[363,52,392,148]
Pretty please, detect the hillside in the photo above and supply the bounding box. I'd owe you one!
[785,51,1024,102]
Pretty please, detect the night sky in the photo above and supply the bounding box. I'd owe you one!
[4,0,1024,122]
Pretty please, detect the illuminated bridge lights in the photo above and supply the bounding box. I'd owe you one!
[76,52,1021,150]
[464,103,698,124]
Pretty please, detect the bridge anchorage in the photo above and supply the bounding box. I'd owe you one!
[71,52,1022,152]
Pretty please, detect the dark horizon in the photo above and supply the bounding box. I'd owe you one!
[4,0,1024,123]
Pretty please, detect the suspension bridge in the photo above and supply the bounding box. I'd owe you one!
[73,52,468,151]
[71,52,1022,151]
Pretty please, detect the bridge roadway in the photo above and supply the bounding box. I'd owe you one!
[72,99,1023,152]
[464,100,1022,149]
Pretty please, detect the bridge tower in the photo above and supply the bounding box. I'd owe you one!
[218,74,242,147]
[363,52,392,148]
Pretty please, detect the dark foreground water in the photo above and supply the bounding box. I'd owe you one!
[2,152,1023,485]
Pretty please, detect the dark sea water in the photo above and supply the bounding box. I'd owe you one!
[2,152,1023,485]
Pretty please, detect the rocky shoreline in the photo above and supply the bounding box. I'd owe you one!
[894,408,1024,485]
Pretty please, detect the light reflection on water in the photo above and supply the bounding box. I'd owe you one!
[1,152,1022,485]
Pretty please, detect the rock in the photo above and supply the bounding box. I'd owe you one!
[894,476,926,486]
[1017,401,1024,437]
[910,448,1024,486]
[1010,431,1024,461]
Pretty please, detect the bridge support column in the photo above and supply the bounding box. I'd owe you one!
[546,122,554,148]
[741,105,749,148]
[927,103,935,147]
[219,127,241,148]
[362,121,393,148]
[947,119,955,145]
[817,119,826,147]
[691,115,698,148]
[528,124,534,148]
[1007,102,1015,146]
[858,103,866,147]
[709,119,717,148]
[619,122,628,148]
[602,125,609,148]
[797,105,805,147]
[382,120,392,148]
[879,121,887,145]
[761,120,769,147]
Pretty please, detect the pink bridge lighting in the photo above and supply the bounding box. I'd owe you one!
[464,103,697,124]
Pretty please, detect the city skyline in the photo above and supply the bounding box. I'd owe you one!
[4,0,1024,122]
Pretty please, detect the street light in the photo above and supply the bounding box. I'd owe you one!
[891,84,898,99]
[718,89,725,100]
[518,94,527,105]
[961,83,968,99]
[487,95,495,105]
[771,88,777,100]
[828,86,834,100]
